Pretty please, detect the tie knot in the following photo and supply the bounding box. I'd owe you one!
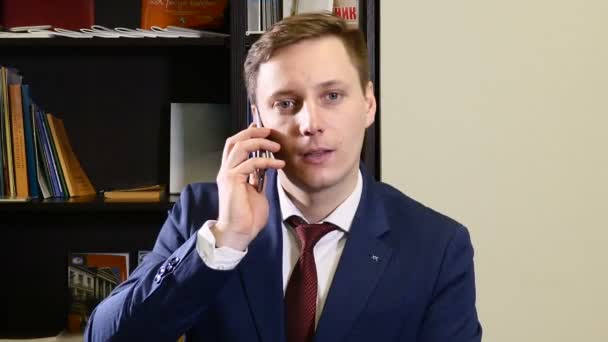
[286,215,337,253]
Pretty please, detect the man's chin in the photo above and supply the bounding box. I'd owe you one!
[280,168,338,193]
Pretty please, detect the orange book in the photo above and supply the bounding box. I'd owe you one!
[75,253,130,282]
[9,84,28,198]
[46,114,96,197]
[103,184,164,202]
[140,0,227,30]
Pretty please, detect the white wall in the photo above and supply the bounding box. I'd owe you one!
[380,1,608,341]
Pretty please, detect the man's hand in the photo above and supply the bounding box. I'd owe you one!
[212,124,285,251]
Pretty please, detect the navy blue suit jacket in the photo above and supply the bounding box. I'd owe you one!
[86,167,482,341]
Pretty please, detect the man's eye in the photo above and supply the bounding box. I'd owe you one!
[325,92,342,102]
[274,100,295,109]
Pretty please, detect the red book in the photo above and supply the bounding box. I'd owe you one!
[1,0,94,30]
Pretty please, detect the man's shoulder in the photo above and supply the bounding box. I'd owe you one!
[182,182,219,198]
[164,182,220,237]
[372,181,467,240]
[173,182,220,215]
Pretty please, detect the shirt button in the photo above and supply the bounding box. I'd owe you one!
[154,274,162,283]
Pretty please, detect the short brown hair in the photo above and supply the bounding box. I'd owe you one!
[244,12,369,104]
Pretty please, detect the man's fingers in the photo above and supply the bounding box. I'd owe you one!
[224,138,281,169]
[248,171,259,187]
[233,158,285,177]
[222,126,272,161]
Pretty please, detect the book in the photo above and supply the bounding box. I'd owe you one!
[141,0,228,30]
[9,84,29,198]
[0,31,53,38]
[103,184,165,202]
[1,67,20,197]
[258,0,282,31]
[0,68,5,197]
[0,0,94,31]
[283,0,296,18]
[33,107,55,198]
[248,0,262,32]
[46,114,96,197]
[0,196,27,202]
[333,0,359,28]
[35,108,61,197]
[67,252,129,333]
[8,24,52,32]
[21,85,40,198]
[29,27,94,38]
[170,103,229,194]
[43,112,69,197]
[295,0,333,14]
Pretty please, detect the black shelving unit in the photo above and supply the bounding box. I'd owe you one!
[0,36,230,338]
[0,36,227,48]
[0,1,380,338]
[0,195,177,214]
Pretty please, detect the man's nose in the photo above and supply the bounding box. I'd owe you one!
[298,102,324,136]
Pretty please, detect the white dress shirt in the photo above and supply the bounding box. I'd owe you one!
[196,171,363,326]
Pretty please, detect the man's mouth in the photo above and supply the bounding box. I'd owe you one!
[301,148,335,164]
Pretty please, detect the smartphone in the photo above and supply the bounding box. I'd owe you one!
[253,113,271,192]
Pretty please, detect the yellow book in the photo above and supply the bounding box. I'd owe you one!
[1,67,16,197]
[46,114,96,197]
[9,84,28,198]
[103,185,164,202]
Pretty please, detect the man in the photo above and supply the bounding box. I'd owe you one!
[86,12,482,342]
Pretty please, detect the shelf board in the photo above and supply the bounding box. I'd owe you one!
[0,36,228,48]
[0,194,178,213]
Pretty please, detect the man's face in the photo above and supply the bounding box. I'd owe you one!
[254,36,376,193]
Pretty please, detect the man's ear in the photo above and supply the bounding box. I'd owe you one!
[364,81,377,128]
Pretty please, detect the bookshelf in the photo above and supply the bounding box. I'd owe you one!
[0,36,227,48]
[0,195,178,213]
[0,1,379,338]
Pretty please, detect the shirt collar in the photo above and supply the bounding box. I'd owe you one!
[277,171,363,232]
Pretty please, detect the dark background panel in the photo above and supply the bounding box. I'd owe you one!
[0,210,167,338]
[0,46,229,191]
[95,0,142,28]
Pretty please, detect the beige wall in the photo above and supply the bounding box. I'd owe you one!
[380,1,608,341]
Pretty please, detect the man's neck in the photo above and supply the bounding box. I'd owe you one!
[278,167,360,224]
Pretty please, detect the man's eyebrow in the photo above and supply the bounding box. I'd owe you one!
[267,80,347,100]
[268,89,298,100]
[315,80,347,89]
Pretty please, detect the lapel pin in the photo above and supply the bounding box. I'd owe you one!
[370,254,380,262]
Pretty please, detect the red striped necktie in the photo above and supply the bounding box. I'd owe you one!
[284,215,338,342]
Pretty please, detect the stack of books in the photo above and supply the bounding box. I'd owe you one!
[0,66,96,201]
[247,0,359,34]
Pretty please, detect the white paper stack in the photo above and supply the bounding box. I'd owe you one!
[170,103,230,194]
[21,25,229,38]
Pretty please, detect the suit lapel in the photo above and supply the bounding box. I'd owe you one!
[315,168,394,342]
[238,170,286,342]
